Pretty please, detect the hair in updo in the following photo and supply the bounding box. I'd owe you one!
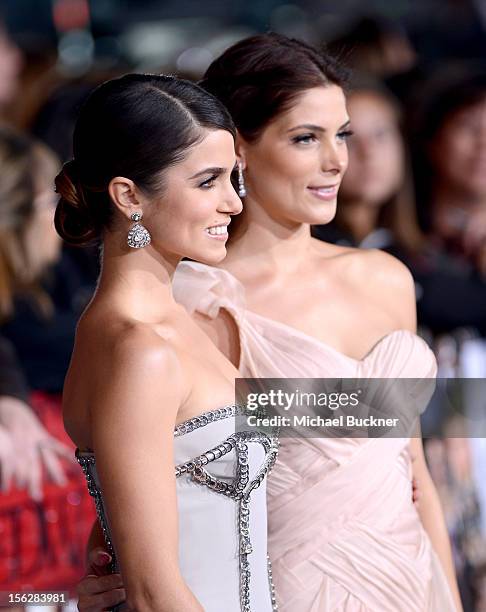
[199,33,348,142]
[54,73,235,246]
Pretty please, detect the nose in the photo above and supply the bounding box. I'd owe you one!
[219,181,243,216]
[321,140,348,175]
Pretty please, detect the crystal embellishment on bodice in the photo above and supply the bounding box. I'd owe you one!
[76,404,280,612]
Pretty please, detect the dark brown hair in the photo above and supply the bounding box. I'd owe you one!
[54,73,235,246]
[200,33,348,143]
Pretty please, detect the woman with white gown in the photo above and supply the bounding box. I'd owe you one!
[57,73,278,612]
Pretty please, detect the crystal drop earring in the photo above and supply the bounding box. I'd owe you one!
[237,162,247,198]
[127,211,151,248]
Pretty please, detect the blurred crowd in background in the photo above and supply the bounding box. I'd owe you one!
[0,0,485,610]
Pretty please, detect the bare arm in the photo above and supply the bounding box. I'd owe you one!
[88,329,202,612]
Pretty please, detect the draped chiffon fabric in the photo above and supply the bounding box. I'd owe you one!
[173,261,458,612]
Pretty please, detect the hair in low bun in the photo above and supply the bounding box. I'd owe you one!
[53,73,235,248]
[54,159,100,246]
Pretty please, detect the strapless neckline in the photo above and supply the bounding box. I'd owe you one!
[174,403,244,436]
[175,260,423,365]
[77,404,245,454]
[250,311,419,364]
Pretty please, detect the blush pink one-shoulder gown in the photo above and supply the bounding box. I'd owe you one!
[173,261,459,612]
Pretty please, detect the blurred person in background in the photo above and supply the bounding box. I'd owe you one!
[0,127,71,494]
[410,67,486,337]
[0,20,23,122]
[0,126,81,392]
[0,125,95,595]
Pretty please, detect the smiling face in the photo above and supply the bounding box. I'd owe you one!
[239,85,350,226]
[143,128,242,264]
[339,91,404,206]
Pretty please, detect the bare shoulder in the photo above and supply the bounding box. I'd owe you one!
[64,312,187,447]
[113,323,181,375]
[347,249,416,330]
[312,240,412,289]
[311,240,416,329]
[349,248,413,291]
[82,314,183,380]
[70,312,186,407]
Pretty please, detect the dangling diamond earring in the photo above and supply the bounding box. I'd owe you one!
[127,211,151,249]
[237,162,247,198]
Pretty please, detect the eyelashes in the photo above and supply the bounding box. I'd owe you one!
[198,174,218,189]
[337,130,354,140]
[291,133,317,144]
[291,130,354,145]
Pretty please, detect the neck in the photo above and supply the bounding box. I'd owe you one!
[224,195,313,275]
[336,199,381,243]
[95,231,180,321]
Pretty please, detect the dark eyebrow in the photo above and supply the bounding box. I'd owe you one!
[188,167,226,180]
[287,124,324,133]
[287,119,351,133]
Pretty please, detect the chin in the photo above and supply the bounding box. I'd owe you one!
[305,202,338,226]
[190,246,227,266]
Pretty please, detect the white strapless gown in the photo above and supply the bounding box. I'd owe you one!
[77,405,279,612]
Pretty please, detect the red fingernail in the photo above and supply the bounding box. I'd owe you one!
[97,552,111,564]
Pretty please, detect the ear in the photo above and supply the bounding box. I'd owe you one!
[235,132,248,169]
[108,177,145,220]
